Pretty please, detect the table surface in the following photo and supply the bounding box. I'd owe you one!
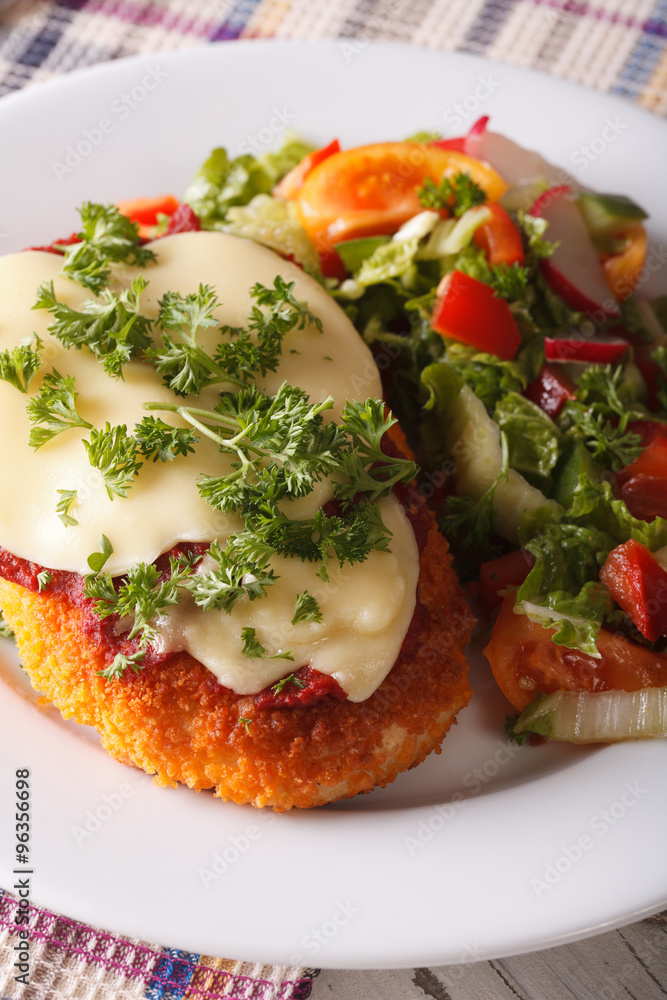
[316,912,667,999]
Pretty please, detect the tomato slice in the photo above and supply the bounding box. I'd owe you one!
[295,142,507,253]
[273,139,340,200]
[472,203,525,267]
[478,549,535,616]
[431,270,521,360]
[484,593,667,711]
[601,224,647,300]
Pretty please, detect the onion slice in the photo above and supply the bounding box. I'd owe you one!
[513,687,667,743]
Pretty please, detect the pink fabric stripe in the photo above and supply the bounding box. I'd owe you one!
[528,0,662,33]
[0,895,309,999]
[67,0,218,39]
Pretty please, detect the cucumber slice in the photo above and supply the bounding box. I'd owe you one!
[445,386,560,542]
[514,688,667,743]
[577,192,648,238]
[334,236,390,272]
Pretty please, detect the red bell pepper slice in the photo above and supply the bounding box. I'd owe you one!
[430,270,521,360]
[472,203,525,267]
[273,139,341,200]
[600,539,667,642]
[616,436,667,487]
[523,363,576,418]
[116,195,179,238]
[479,549,535,617]
[544,335,628,364]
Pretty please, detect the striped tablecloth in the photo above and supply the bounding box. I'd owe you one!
[0,1,666,998]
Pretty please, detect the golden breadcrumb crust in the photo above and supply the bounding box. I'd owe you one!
[0,514,474,810]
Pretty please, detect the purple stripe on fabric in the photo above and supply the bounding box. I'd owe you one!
[54,0,215,39]
[459,0,516,54]
[0,895,313,999]
[528,0,667,36]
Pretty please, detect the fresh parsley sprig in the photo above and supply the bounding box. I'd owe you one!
[418,171,486,217]
[83,423,143,500]
[271,672,305,693]
[186,537,277,613]
[56,489,78,527]
[292,591,322,625]
[134,416,199,463]
[0,339,42,393]
[27,370,92,449]
[34,276,152,379]
[85,550,200,678]
[560,364,644,471]
[57,202,157,293]
[240,626,293,661]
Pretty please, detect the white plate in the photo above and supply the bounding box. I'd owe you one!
[1,41,666,970]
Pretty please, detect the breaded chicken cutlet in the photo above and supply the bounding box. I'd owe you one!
[0,225,474,810]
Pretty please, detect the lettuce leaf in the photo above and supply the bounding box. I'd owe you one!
[223,194,319,273]
[185,134,314,228]
[494,391,561,481]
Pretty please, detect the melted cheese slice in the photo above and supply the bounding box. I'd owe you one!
[0,232,419,701]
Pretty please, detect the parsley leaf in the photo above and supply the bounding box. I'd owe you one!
[35,276,152,379]
[186,537,276,613]
[241,626,267,658]
[134,416,198,463]
[418,172,486,216]
[86,534,114,573]
[487,263,530,302]
[85,551,198,650]
[0,340,42,393]
[292,591,323,625]
[146,284,234,395]
[83,423,143,499]
[26,370,92,449]
[559,364,644,471]
[271,672,305,694]
[97,650,146,682]
[37,570,53,592]
[57,202,156,293]
[56,489,78,527]
[240,625,294,661]
[216,276,322,383]
[504,715,530,746]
